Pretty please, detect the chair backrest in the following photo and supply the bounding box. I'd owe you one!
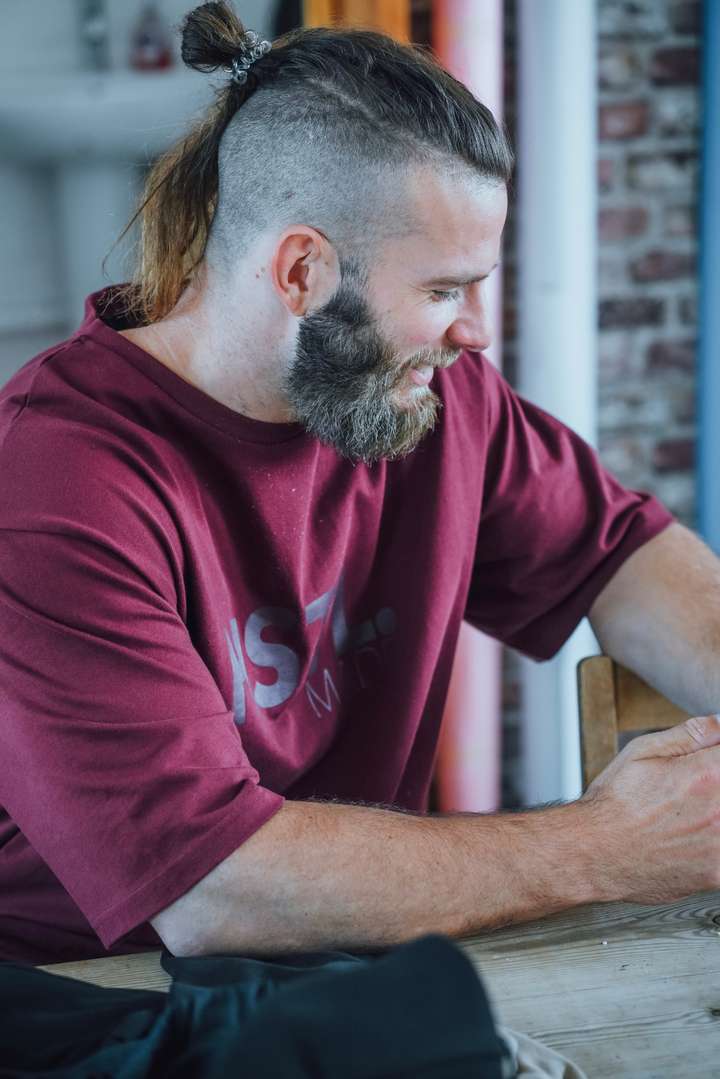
[576,655,691,791]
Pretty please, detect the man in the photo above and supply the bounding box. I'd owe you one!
[1,6,720,968]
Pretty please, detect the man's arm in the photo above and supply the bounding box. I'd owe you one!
[153,716,720,957]
[589,521,720,716]
[153,521,720,957]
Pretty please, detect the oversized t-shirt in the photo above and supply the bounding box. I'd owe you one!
[0,290,673,965]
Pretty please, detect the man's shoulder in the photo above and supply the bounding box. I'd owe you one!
[0,334,183,535]
[1,319,195,446]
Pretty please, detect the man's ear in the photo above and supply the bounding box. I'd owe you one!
[271,227,340,316]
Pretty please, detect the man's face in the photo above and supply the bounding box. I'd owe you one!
[285,172,507,463]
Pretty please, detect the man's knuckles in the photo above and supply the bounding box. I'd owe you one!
[628,715,720,760]
[683,714,720,748]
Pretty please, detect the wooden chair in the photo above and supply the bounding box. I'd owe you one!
[577,655,691,791]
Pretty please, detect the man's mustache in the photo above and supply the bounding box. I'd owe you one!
[394,347,462,388]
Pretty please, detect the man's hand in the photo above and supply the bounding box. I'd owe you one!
[151,714,720,957]
[577,714,720,905]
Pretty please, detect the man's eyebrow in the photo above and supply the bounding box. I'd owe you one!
[421,262,501,289]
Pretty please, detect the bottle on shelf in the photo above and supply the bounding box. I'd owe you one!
[130,1,175,72]
[78,0,111,72]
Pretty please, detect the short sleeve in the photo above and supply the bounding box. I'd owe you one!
[0,424,283,948]
[464,367,674,659]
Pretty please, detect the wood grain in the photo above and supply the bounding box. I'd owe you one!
[577,654,618,788]
[39,950,170,993]
[615,663,691,731]
[41,891,720,1077]
[461,890,720,1078]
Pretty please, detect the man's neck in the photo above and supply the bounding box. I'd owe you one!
[119,265,296,423]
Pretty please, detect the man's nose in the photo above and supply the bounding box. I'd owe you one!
[446,283,495,354]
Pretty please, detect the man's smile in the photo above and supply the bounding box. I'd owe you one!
[408,365,434,387]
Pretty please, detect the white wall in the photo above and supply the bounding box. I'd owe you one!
[0,166,65,335]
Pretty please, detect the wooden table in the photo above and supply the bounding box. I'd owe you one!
[42,890,720,1078]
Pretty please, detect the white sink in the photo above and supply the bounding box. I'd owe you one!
[0,70,217,332]
[0,70,213,163]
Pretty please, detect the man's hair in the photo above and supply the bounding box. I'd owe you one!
[122,1,513,324]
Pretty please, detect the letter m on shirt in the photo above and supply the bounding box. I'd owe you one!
[305,669,340,718]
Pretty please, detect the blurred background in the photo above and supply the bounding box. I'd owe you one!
[0,0,711,811]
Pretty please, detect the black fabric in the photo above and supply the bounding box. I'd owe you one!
[0,935,505,1078]
[161,945,368,986]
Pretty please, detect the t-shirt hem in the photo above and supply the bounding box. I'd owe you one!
[93,784,285,949]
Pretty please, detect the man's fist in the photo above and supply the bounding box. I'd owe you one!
[578,715,720,904]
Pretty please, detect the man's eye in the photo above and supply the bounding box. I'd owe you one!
[432,289,460,302]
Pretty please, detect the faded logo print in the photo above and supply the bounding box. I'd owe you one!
[225,569,397,724]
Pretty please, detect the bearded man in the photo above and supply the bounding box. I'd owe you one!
[1,5,720,968]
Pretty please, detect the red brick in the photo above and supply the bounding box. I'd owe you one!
[652,439,695,472]
[599,100,648,139]
[650,47,700,86]
[599,206,649,241]
[669,2,701,35]
[646,339,695,375]
[599,298,665,329]
[631,250,695,282]
[598,157,614,191]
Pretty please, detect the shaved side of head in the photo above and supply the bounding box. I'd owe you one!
[208,87,452,278]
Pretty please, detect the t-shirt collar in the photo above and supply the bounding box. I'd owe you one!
[79,286,305,446]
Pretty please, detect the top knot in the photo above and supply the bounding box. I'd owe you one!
[180,1,266,74]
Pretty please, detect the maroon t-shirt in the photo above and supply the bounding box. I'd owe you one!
[0,290,673,964]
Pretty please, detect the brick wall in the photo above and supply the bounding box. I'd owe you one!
[597,0,701,527]
[499,0,703,807]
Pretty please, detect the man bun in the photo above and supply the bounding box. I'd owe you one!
[180,0,253,73]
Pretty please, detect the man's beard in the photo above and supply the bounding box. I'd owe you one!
[284,283,461,463]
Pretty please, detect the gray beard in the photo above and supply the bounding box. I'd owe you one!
[285,283,460,463]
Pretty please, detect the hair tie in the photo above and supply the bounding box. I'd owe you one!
[229,31,272,85]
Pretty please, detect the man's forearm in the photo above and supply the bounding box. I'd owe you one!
[152,799,595,956]
[153,715,720,957]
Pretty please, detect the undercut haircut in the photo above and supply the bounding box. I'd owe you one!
[120,0,513,324]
